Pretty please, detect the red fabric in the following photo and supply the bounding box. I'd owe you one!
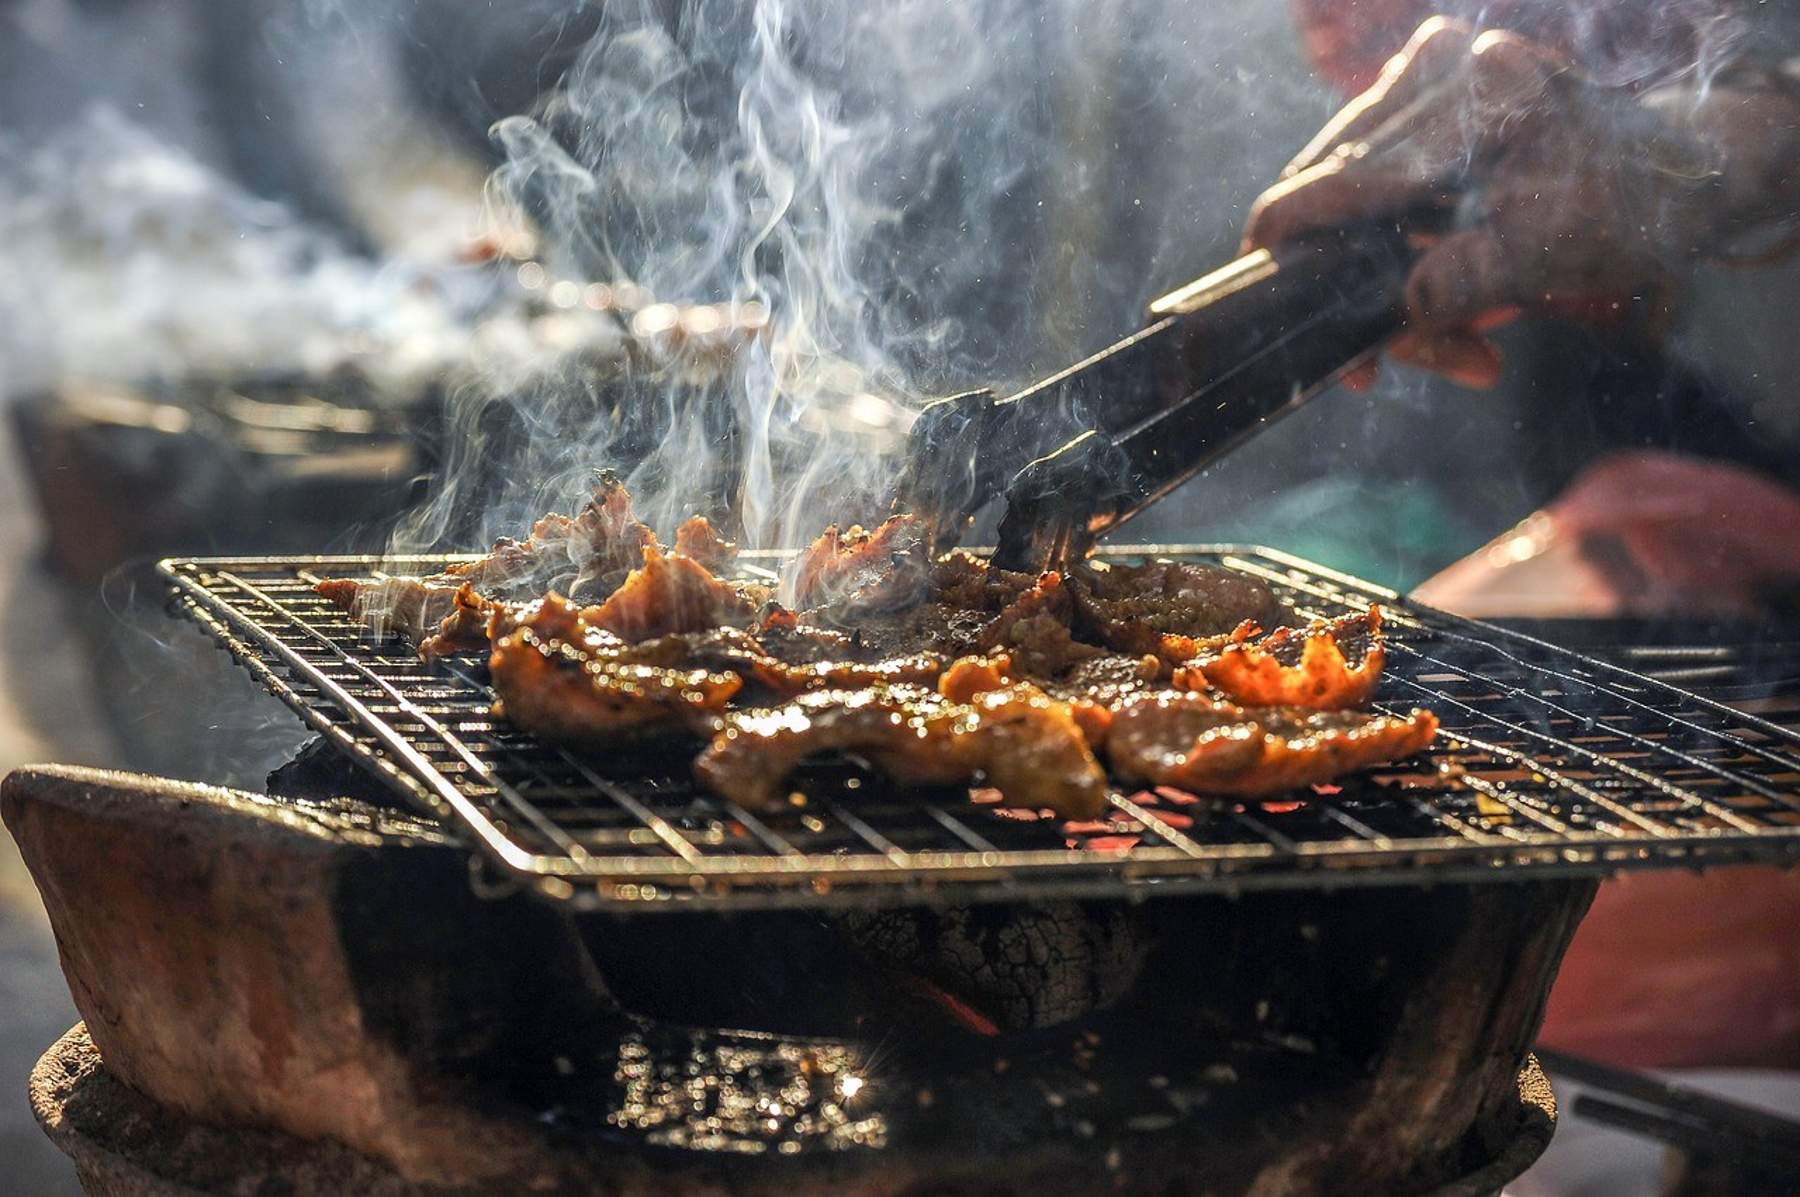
[1289,0,1725,93]
[1540,867,1800,1068]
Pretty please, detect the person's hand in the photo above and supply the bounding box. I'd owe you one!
[1411,451,1800,619]
[1243,17,1739,389]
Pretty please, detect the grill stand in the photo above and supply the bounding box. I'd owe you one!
[158,547,1800,910]
[9,763,1587,1194]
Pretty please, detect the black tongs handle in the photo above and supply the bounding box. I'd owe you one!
[991,218,1419,572]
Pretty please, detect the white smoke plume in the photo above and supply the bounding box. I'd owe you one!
[0,106,469,399]
[427,0,1313,553]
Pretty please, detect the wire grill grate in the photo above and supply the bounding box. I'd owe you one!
[160,547,1800,909]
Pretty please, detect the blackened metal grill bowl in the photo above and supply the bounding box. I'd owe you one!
[159,547,1800,910]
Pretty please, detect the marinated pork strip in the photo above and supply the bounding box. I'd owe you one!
[488,594,742,741]
[672,514,738,572]
[974,571,1108,677]
[324,479,1434,810]
[1105,691,1438,796]
[418,584,526,662]
[1067,559,1288,661]
[692,682,1109,818]
[1175,606,1386,709]
[791,514,933,616]
[444,472,658,601]
[316,476,741,649]
[316,575,465,646]
[830,557,1078,664]
[586,544,766,642]
[614,624,945,699]
[322,517,756,661]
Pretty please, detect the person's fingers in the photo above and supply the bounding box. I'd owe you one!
[1340,360,1380,392]
[1281,17,1477,179]
[1404,228,1521,329]
[1470,305,1523,333]
[1283,23,1568,188]
[1242,158,1448,251]
[1458,30,1574,159]
[1387,327,1505,389]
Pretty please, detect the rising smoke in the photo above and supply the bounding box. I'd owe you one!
[0,107,468,399]
[408,0,1339,554]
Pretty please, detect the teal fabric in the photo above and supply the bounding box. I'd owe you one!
[1199,478,1487,594]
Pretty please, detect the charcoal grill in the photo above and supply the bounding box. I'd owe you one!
[159,546,1800,910]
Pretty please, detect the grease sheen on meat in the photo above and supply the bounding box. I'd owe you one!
[694,682,1110,819]
[317,483,1436,814]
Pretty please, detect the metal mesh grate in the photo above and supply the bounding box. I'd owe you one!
[160,547,1800,910]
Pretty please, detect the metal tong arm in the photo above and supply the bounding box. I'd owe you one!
[990,218,1420,571]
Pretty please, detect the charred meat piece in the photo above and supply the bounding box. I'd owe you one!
[610,623,946,698]
[446,472,658,602]
[417,584,517,662]
[975,571,1108,678]
[489,594,742,742]
[1068,559,1287,659]
[316,575,465,646]
[672,515,738,572]
[838,554,1066,662]
[587,544,766,642]
[316,474,660,645]
[791,515,932,617]
[325,478,1436,809]
[1176,606,1387,709]
[693,682,1109,818]
[1105,691,1438,796]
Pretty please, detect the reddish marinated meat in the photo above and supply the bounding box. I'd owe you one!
[1176,606,1388,709]
[1105,692,1438,796]
[673,515,738,572]
[417,584,508,662]
[791,515,932,616]
[489,594,742,742]
[634,624,946,697]
[587,544,764,642]
[693,681,1109,817]
[323,480,1436,812]
[447,472,657,601]
[317,474,661,645]
[1068,560,1287,657]
[975,571,1107,678]
[316,575,464,645]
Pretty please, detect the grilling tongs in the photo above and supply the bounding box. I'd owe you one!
[888,216,1424,572]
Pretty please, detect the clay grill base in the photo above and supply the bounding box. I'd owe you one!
[7,763,1586,1195]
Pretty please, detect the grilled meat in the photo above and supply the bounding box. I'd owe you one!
[1068,559,1288,661]
[321,478,1429,814]
[693,681,1109,818]
[447,472,657,602]
[417,584,511,662]
[672,515,737,571]
[791,515,932,616]
[317,574,464,646]
[1105,691,1438,796]
[587,544,766,642]
[318,489,759,651]
[488,594,742,741]
[974,571,1107,677]
[629,624,945,698]
[1175,607,1386,709]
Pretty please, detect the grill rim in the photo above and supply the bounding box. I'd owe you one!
[160,546,1800,910]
